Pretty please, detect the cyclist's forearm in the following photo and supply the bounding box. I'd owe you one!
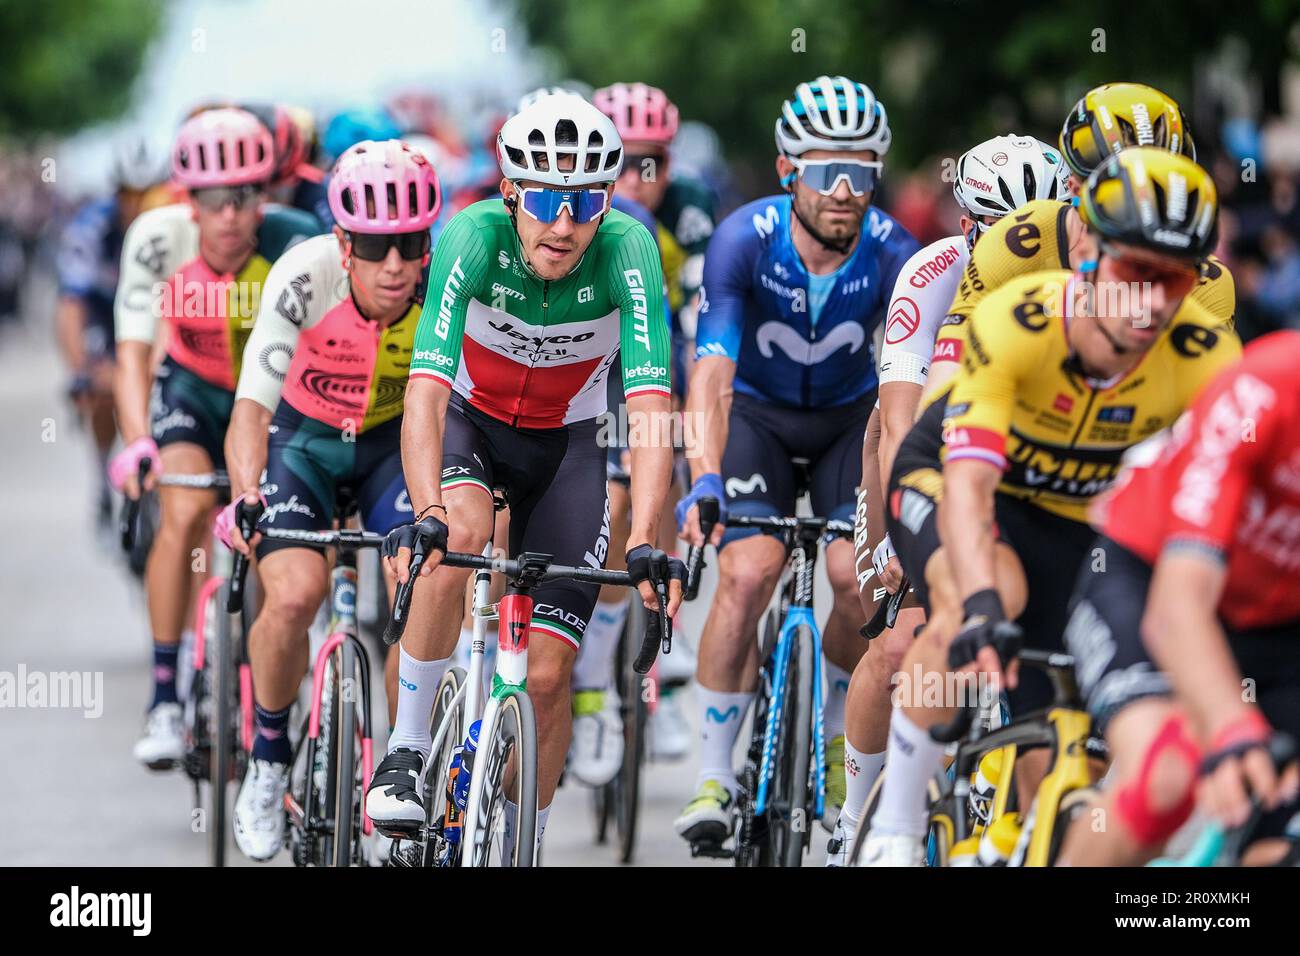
[54,296,88,371]
[1143,552,1244,738]
[878,382,921,492]
[113,341,154,443]
[225,398,272,500]
[401,378,450,516]
[685,355,734,479]
[938,460,1000,604]
[626,393,673,550]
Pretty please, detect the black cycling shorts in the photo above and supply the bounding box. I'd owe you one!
[255,404,410,560]
[885,460,1095,715]
[149,356,234,468]
[441,396,610,650]
[719,392,872,548]
[1064,535,1300,841]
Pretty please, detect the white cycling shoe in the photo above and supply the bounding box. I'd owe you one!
[365,747,426,831]
[569,689,624,787]
[133,702,184,770]
[825,816,855,867]
[234,758,289,862]
[857,831,926,867]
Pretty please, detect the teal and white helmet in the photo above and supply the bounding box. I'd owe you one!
[775,75,891,157]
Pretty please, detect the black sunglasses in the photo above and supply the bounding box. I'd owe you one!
[348,230,431,262]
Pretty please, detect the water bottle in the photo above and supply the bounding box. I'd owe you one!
[947,834,982,866]
[443,749,464,846]
[977,812,1022,867]
[452,720,482,812]
[968,748,1005,825]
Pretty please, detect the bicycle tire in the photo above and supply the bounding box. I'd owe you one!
[616,597,648,864]
[421,666,466,867]
[330,641,359,868]
[466,693,538,867]
[736,610,780,868]
[1045,785,1097,866]
[771,625,814,868]
[847,770,944,866]
[207,585,235,867]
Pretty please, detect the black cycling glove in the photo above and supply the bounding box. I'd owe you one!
[383,515,449,563]
[626,544,686,590]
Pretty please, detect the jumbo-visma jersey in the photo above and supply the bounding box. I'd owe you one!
[915,270,1241,523]
[932,199,1235,365]
[694,194,919,408]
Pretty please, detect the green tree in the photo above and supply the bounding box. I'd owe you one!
[0,0,165,138]
[510,0,1300,182]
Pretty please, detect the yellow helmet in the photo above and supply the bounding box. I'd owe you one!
[1078,147,1219,261]
[1060,82,1195,178]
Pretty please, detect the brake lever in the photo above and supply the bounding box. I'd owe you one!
[383,534,429,646]
[650,549,672,655]
[120,457,154,552]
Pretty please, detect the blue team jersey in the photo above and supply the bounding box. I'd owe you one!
[58,197,124,335]
[695,194,918,408]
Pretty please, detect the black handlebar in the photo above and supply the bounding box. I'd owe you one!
[684,497,720,601]
[861,575,909,641]
[929,621,1025,744]
[633,550,673,674]
[226,498,264,613]
[118,457,154,552]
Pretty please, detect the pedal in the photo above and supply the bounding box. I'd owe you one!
[689,839,735,860]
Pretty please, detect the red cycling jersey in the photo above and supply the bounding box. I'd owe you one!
[1099,331,1300,631]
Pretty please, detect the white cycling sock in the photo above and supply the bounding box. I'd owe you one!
[571,600,627,691]
[842,740,886,829]
[501,801,550,865]
[869,708,945,838]
[695,686,753,794]
[823,660,852,741]
[384,649,450,758]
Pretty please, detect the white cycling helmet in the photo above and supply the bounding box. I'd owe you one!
[775,75,891,157]
[497,95,624,187]
[953,134,1069,225]
[514,86,586,115]
[111,134,167,191]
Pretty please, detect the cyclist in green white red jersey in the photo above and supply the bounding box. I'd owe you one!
[366,94,683,842]
[217,140,441,861]
[109,108,320,771]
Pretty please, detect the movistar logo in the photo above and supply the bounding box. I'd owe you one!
[705,706,740,723]
[755,320,864,365]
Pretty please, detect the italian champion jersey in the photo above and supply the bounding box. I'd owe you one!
[236,234,423,432]
[114,202,322,391]
[907,269,1242,524]
[409,200,672,429]
[934,199,1236,365]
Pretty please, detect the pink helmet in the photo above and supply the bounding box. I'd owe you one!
[593,83,679,146]
[328,139,442,234]
[172,108,276,188]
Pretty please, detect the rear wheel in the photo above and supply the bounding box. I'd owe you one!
[420,666,467,867]
[329,641,360,867]
[466,693,537,867]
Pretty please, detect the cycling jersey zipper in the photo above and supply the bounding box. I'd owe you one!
[512,279,548,426]
[802,320,814,407]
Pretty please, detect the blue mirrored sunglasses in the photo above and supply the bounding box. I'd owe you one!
[517,186,610,224]
[789,158,882,197]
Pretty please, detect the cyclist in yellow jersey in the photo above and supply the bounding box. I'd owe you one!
[859,149,1241,866]
[929,83,1235,402]
[109,108,321,771]
[218,141,441,862]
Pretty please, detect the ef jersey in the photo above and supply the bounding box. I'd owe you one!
[409,200,672,429]
[1097,331,1300,631]
[695,194,919,408]
[236,234,423,432]
[115,202,322,390]
[906,270,1242,523]
[934,199,1236,364]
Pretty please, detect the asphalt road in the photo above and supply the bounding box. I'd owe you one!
[0,314,833,868]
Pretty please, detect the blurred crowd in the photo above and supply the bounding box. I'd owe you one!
[3,86,1299,347]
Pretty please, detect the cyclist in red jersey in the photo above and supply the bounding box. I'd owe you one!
[1060,330,1300,865]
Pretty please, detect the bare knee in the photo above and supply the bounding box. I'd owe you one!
[526,643,573,713]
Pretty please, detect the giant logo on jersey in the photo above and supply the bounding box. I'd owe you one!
[755,320,864,365]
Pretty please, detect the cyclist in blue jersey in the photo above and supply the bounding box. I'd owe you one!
[674,76,919,844]
[55,136,167,530]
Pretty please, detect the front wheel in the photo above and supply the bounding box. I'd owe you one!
[615,598,649,863]
[207,585,236,868]
[329,641,360,867]
[770,625,814,868]
[465,693,537,867]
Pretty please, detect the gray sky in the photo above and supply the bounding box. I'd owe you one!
[58,0,535,195]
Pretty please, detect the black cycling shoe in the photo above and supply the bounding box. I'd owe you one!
[365,747,426,834]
